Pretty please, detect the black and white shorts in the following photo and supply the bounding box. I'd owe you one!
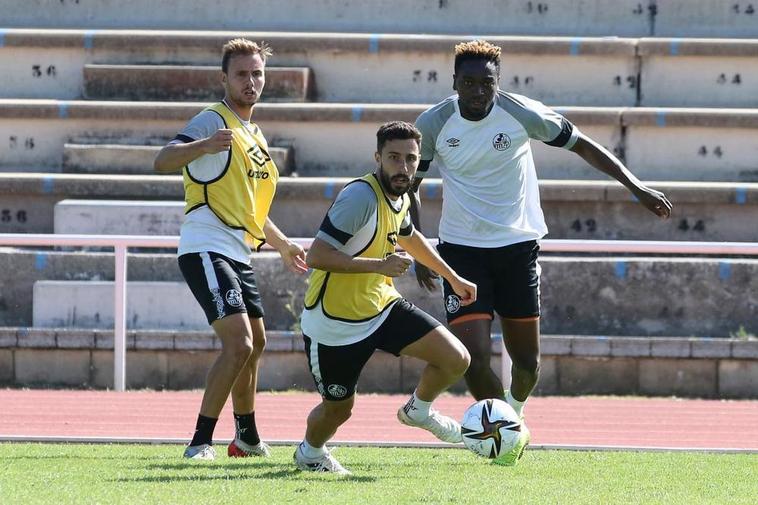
[303,299,441,402]
[178,251,265,324]
[437,240,541,323]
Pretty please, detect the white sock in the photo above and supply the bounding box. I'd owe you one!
[300,440,326,460]
[404,390,432,421]
[505,390,526,418]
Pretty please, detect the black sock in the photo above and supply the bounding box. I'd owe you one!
[234,411,260,445]
[189,414,218,447]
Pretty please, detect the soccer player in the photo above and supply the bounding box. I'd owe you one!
[293,121,477,474]
[411,40,672,465]
[154,38,307,460]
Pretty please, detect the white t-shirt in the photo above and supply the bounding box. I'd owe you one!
[300,180,413,346]
[173,106,257,264]
[415,90,580,248]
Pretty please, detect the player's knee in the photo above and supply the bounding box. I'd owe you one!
[225,338,254,366]
[324,401,353,424]
[514,356,540,378]
[452,347,471,376]
[251,333,266,357]
[465,351,492,376]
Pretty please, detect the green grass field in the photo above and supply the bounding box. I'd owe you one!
[1,443,756,504]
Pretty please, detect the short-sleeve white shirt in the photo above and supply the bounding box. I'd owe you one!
[415,91,580,247]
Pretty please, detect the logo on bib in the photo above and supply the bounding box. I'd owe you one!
[446,137,461,148]
[225,289,243,307]
[492,132,511,151]
[446,294,461,314]
[327,384,348,398]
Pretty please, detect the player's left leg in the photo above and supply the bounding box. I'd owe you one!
[491,241,541,465]
[401,326,471,403]
[382,300,470,443]
[228,316,270,457]
[228,261,270,458]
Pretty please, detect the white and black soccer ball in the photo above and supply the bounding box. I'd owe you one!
[461,399,522,459]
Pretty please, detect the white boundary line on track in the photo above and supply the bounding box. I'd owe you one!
[1,435,755,454]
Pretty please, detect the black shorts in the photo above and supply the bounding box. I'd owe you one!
[303,298,441,401]
[437,240,540,323]
[178,251,265,325]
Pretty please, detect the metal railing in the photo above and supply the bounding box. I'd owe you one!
[1,233,757,391]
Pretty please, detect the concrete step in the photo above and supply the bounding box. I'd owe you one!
[0,174,750,240]
[3,327,756,396]
[61,143,294,175]
[82,64,312,102]
[53,200,184,236]
[2,29,758,106]
[33,281,206,329]
[638,39,758,107]
[0,30,636,105]
[1,100,757,181]
[1,249,753,338]
[1,1,754,38]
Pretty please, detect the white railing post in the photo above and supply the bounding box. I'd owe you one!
[113,244,127,392]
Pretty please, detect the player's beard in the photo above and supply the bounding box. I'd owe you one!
[230,87,259,109]
[378,164,411,197]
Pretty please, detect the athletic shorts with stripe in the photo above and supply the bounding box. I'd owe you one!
[178,252,265,324]
[303,299,440,402]
[437,240,541,323]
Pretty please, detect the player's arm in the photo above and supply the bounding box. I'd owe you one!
[263,218,307,274]
[153,129,233,173]
[306,238,411,277]
[398,229,476,306]
[408,161,430,231]
[570,132,672,219]
[409,160,441,291]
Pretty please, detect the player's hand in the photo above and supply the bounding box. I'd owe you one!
[414,261,440,291]
[278,241,308,274]
[634,186,672,219]
[201,129,234,154]
[449,276,477,306]
[379,253,413,277]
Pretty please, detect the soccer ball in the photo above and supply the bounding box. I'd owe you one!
[461,399,522,459]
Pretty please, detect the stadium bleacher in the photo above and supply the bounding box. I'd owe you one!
[0,0,755,393]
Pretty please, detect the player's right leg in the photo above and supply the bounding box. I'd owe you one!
[449,317,504,401]
[436,241,503,401]
[294,396,353,475]
[294,334,374,474]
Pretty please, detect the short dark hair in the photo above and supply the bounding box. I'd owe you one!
[221,38,272,73]
[454,39,501,74]
[376,121,422,153]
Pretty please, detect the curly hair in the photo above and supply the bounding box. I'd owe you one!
[221,38,273,73]
[454,39,501,74]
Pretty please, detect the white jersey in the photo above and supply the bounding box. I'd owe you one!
[415,90,580,248]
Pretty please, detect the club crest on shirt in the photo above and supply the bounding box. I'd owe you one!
[492,132,511,151]
[446,294,461,314]
[446,137,461,148]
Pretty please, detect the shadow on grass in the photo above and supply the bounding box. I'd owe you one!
[111,467,376,483]
[2,454,159,461]
[141,461,282,471]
